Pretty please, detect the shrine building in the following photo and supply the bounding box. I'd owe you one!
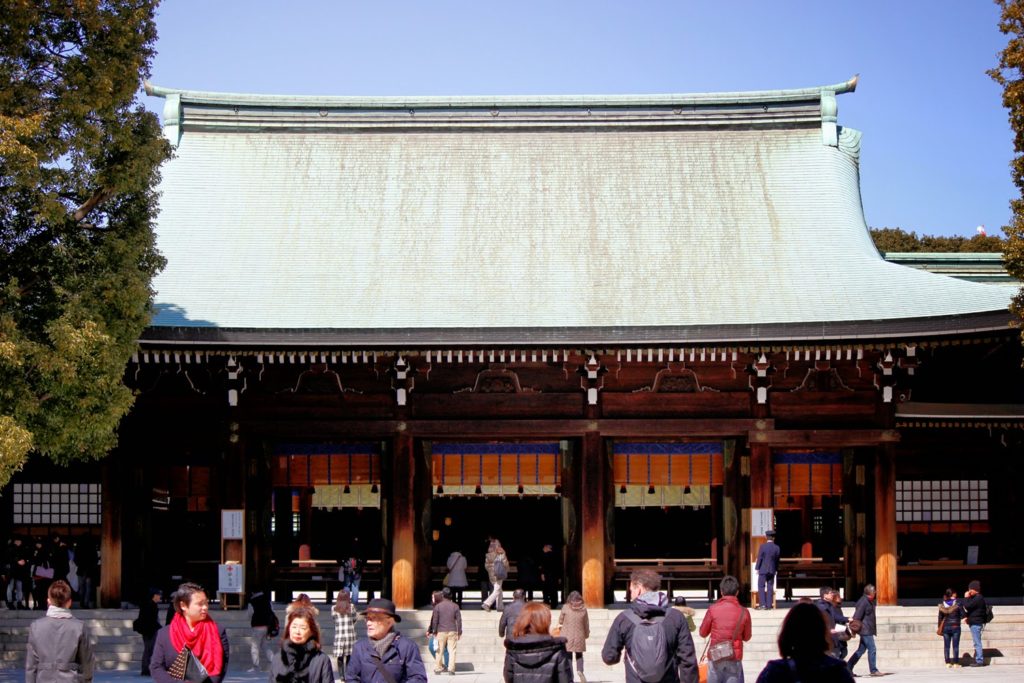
[4,76,1023,608]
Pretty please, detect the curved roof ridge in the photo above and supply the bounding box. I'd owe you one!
[143,75,858,109]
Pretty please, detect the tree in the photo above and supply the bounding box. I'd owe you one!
[991,0,1024,340]
[0,0,170,486]
[869,227,1006,254]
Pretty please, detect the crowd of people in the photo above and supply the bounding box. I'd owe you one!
[20,541,996,683]
[3,533,99,610]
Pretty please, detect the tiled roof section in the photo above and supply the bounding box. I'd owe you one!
[146,79,1012,342]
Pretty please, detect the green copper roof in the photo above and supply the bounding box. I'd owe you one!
[144,79,1012,345]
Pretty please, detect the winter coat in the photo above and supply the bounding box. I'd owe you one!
[557,603,590,653]
[345,633,427,683]
[136,600,162,638]
[485,549,508,584]
[445,552,468,588]
[499,599,527,638]
[332,605,359,658]
[428,599,462,636]
[269,640,334,683]
[938,600,963,631]
[755,655,855,683]
[850,595,877,636]
[150,622,230,683]
[503,634,573,683]
[602,596,699,683]
[26,607,94,683]
[699,595,752,661]
[961,593,987,626]
[250,591,278,629]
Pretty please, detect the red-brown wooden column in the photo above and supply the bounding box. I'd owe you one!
[874,445,898,604]
[390,432,416,608]
[100,456,122,607]
[581,430,606,607]
[749,443,772,606]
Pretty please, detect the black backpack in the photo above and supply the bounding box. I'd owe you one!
[624,611,670,683]
[984,604,994,624]
[492,556,508,580]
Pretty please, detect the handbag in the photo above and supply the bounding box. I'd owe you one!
[168,646,211,683]
[936,625,943,636]
[849,618,862,635]
[442,574,450,587]
[33,566,54,580]
[698,640,709,683]
[708,608,748,662]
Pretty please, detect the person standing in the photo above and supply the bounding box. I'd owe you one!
[341,538,366,605]
[961,580,988,667]
[828,590,850,659]
[150,582,230,683]
[482,540,508,613]
[269,604,334,683]
[445,551,468,608]
[558,591,590,683]
[846,584,884,677]
[754,602,854,683]
[754,530,780,610]
[135,588,163,676]
[815,587,848,658]
[937,588,962,668]
[72,537,98,609]
[248,588,279,672]
[332,589,359,679]
[602,569,699,683]
[6,536,30,609]
[31,538,54,610]
[671,596,697,633]
[427,587,462,675]
[539,544,560,607]
[503,601,573,683]
[25,579,94,683]
[346,598,426,683]
[499,589,528,640]
[699,575,752,683]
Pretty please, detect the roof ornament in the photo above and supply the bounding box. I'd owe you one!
[145,81,182,147]
[821,74,858,147]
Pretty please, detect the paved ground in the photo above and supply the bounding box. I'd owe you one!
[4,665,1024,683]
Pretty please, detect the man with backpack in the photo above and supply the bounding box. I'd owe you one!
[601,569,698,683]
[961,580,990,667]
[699,575,752,683]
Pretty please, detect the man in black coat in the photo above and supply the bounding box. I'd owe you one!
[961,580,988,667]
[847,584,884,676]
[815,586,848,658]
[538,544,560,607]
[498,589,527,639]
[602,569,698,683]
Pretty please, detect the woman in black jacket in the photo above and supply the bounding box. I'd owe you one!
[269,605,334,683]
[937,588,963,668]
[503,602,573,683]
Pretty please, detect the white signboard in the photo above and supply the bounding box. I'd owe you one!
[751,508,774,538]
[218,563,244,594]
[222,509,244,540]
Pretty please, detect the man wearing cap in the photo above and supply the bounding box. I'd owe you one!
[346,598,426,683]
[754,529,780,610]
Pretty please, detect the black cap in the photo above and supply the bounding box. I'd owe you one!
[765,529,776,538]
[360,598,402,622]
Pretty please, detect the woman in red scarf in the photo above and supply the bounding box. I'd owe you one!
[151,582,230,683]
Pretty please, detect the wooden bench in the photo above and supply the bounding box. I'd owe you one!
[778,558,844,601]
[614,558,724,601]
[273,560,382,603]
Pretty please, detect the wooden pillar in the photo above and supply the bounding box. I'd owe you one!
[100,456,122,607]
[722,440,742,583]
[581,431,606,607]
[390,432,416,609]
[748,443,772,606]
[874,446,898,604]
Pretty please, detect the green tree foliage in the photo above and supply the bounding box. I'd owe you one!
[869,227,1006,254]
[0,0,170,486]
[991,0,1024,338]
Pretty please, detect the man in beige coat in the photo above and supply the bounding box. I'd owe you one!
[26,579,93,683]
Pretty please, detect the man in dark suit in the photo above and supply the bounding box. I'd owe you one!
[755,529,781,609]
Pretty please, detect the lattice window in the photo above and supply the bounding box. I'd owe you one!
[12,483,101,525]
[896,480,988,522]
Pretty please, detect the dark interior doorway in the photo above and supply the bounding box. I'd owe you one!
[614,506,718,559]
[430,496,563,590]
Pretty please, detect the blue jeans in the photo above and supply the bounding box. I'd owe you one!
[344,577,361,603]
[707,659,744,683]
[969,624,984,664]
[942,628,960,663]
[848,634,878,674]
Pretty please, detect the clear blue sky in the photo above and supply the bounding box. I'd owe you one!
[145,0,1016,238]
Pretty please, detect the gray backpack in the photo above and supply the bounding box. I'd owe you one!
[624,611,670,682]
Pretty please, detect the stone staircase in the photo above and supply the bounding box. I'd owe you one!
[2,603,1023,676]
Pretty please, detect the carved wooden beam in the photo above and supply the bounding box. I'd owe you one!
[748,429,900,447]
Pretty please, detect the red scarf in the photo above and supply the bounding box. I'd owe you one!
[170,613,224,677]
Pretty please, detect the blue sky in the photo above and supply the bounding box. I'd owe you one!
[145,0,1016,238]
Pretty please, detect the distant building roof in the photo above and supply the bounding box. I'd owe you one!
[882,252,1017,287]
[143,78,1012,346]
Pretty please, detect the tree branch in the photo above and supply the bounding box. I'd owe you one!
[71,187,114,222]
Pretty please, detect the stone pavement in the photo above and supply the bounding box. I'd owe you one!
[4,665,1024,683]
